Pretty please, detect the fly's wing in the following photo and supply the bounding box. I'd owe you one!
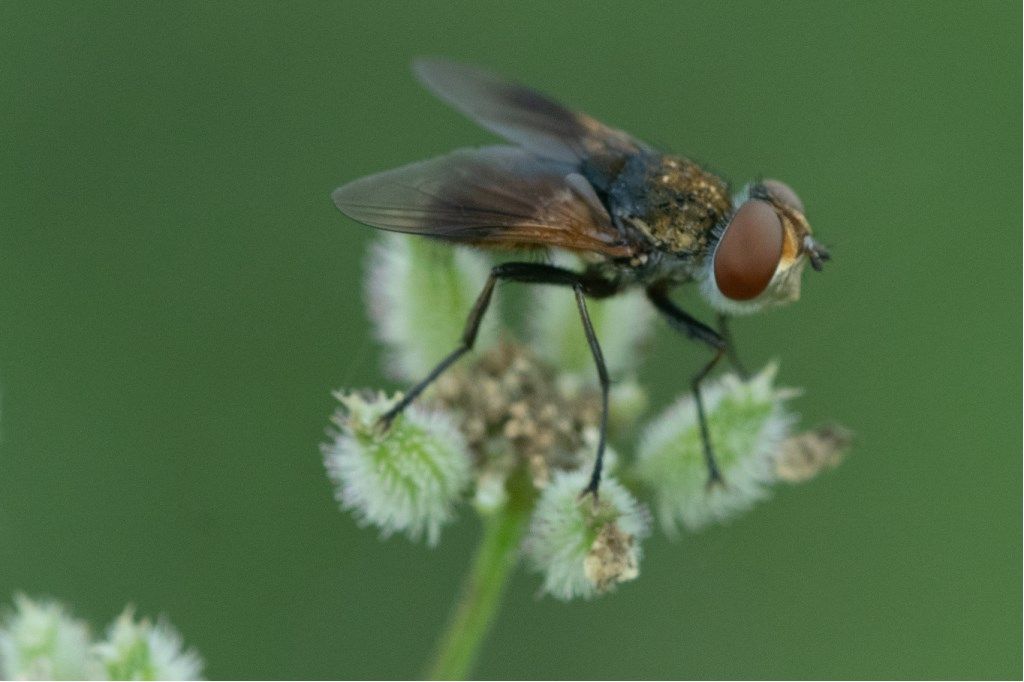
[333,146,634,257]
[412,58,649,185]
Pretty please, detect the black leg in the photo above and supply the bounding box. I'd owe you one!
[379,274,497,426]
[691,348,726,487]
[380,261,615,496]
[646,285,727,487]
[574,285,609,498]
[716,313,749,379]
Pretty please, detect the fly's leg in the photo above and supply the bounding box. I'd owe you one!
[646,285,728,488]
[691,348,727,487]
[573,284,610,498]
[717,313,749,379]
[380,262,615,498]
[378,270,497,427]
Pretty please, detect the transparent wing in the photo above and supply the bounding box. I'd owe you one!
[412,57,648,182]
[333,146,634,257]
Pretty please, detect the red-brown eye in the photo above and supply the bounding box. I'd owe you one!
[713,200,784,301]
[762,179,805,214]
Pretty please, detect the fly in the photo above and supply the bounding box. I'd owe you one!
[332,58,831,497]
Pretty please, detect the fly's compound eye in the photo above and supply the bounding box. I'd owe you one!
[762,178,805,214]
[713,199,784,301]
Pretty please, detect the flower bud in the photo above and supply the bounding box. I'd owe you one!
[634,364,796,533]
[324,391,472,546]
[525,470,648,600]
[775,423,853,483]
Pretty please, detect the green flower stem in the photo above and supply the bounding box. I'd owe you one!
[425,490,530,680]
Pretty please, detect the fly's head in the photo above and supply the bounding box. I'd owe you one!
[699,179,829,315]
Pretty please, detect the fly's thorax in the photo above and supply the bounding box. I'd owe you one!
[608,153,731,257]
[600,249,699,289]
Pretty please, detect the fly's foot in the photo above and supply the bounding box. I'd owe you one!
[374,411,398,436]
[578,481,601,506]
[705,469,727,492]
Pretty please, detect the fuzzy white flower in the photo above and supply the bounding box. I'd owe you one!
[0,594,94,680]
[93,608,202,681]
[525,470,648,600]
[365,234,495,382]
[634,364,796,533]
[607,379,649,433]
[324,391,472,546]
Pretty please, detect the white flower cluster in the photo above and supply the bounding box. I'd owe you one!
[324,237,850,600]
[0,595,202,681]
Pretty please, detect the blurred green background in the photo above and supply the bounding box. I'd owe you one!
[1,2,1019,679]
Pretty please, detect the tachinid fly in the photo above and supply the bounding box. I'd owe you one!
[332,58,830,497]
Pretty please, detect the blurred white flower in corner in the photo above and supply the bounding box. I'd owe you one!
[93,608,203,681]
[0,594,94,680]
